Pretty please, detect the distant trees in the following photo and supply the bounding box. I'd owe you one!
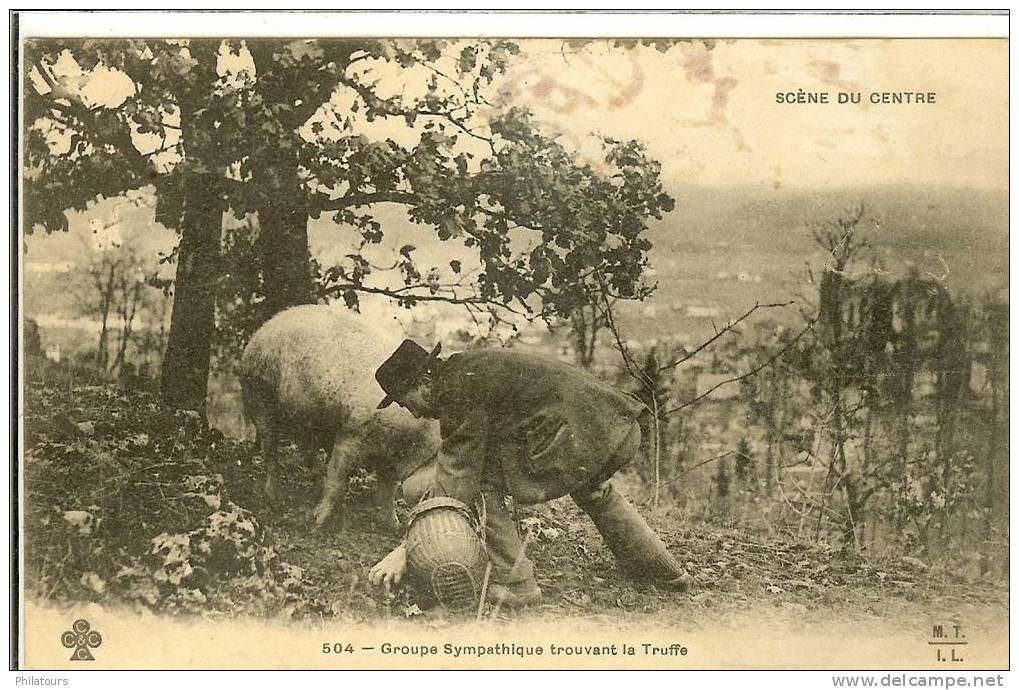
[607,203,1005,567]
[74,210,168,376]
[24,38,673,416]
[807,205,875,551]
[25,39,225,408]
[632,345,672,503]
[731,207,1003,558]
[740,323,799,496]
[974,297,1008,573]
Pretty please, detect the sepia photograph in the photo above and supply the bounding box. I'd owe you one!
[11,11,1010,673]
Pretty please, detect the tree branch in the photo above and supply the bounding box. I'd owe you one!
[31,60,149,176]
[663,318,815,417]
[319,280,529,315]
[662,300,794,371]
[321,189,417,210]
[417,108,497,151]
[664,450,735,484]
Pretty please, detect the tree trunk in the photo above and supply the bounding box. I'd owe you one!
[257,148,314,322]
[113,281,142,373]
[96,264,116,370]
[245,45,319,323]
[764,369,777,497]
[981,301,1007,574]
[257,197,314,319]
[160,171,222,413]
[569,306,597,369]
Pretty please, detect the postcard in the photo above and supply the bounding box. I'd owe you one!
[13,11,1009,672]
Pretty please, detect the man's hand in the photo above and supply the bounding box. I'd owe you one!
[369,543,408,588]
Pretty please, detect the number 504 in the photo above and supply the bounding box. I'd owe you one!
[322,643,355,654]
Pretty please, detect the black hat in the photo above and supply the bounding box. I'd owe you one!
[375,339,443,409]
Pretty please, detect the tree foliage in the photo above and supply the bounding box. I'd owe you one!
[24,38,675,405]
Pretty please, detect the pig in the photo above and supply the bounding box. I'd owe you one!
[239,304,439,528]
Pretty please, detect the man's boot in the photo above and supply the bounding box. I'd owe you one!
[572,481,692,591]
[486,582,543,608]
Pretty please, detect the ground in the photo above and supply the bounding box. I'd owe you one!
[211,445,1007,631]
[22,378,1007,668]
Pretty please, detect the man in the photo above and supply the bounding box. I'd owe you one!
[368,340,692,606]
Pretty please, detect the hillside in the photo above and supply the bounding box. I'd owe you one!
[22,374,1008,668]
[22,184,1008,352]
[615,184,1008,342]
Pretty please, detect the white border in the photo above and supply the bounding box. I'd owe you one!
[7,7,1014,685]
[15,10,1011,39]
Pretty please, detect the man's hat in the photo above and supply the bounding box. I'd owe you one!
[375,339,442,409]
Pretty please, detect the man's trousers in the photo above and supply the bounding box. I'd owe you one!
[477,421,687,593]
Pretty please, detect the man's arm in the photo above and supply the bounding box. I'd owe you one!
[429,407,488,505]
[370,409,486,589]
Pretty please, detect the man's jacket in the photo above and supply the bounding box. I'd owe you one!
[427,349,648,506]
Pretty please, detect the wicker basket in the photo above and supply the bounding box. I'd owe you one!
[405,497,487,611]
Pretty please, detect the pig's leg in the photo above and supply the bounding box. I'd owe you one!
[299,427,332,471]
[371,462,400,531]
[297,434,319,471]
[256,418,281,504]
[315,427,335,467]
[312,434,359,529]
[243,377,281,504]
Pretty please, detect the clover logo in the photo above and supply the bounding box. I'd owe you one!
[61,619,102,661]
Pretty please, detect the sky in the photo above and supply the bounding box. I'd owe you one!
[29,37,1007,194]
[500,39,1007,191]
[24,36,1008,341]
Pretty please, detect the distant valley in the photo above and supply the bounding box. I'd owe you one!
[23,183,1008,351]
